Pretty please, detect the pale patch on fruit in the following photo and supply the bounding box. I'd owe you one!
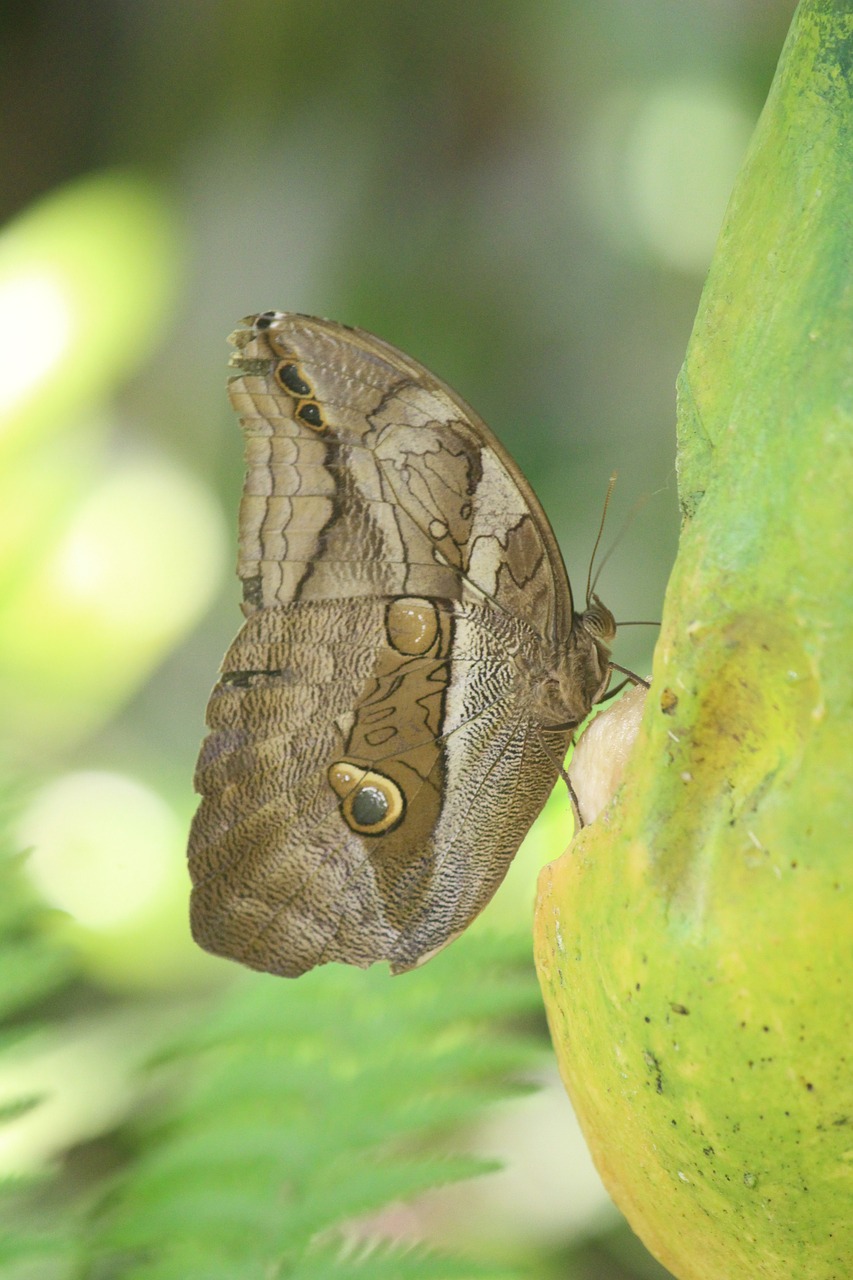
[569,683,648,826]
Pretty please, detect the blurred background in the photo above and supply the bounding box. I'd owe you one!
[0,1,797,1276]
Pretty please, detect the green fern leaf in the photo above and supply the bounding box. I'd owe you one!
[87,929,543,1278]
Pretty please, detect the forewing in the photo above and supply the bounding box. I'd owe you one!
[229,312,573,643]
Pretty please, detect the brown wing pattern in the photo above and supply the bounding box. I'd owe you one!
[230,312,574,643]
[188,597,572,975]
[188,311,587,977]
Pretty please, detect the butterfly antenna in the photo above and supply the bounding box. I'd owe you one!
[589,490,653,600]
[586,472,617,606]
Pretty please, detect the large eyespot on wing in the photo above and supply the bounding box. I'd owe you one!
[188,597,397,975]
[188,594,456,975]
[187,592,566,977]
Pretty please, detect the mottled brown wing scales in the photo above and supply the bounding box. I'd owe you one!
[192,601,389,974]
[190,597,455,973]
[234,407,337,612]
[334,598,454,935]
[188,311,587,977]
[188,594,563,976]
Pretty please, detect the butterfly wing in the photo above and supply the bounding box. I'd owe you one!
[189,596,570,975]
[188,312,576,975]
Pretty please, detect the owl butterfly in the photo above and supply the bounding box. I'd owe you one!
[188,312,616,977]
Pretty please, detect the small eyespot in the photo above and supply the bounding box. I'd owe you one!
[276,362,312,397]
[385,597,440,656]
[297,401,324,429]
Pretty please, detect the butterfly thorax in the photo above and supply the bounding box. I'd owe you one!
[533,596,616,730]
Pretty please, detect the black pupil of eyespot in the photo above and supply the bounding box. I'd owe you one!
[352,786,388,826]
[298,402,322,426]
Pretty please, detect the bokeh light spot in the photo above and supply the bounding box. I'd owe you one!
[628,81,755,272]
[0,272,71,419]
[580,80,756,274]
[0,171,181,452]
[49,457,226,636]
[0,452,228,748]
[20,771,179,929]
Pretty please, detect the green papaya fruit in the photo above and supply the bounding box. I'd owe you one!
[535,4,853,1276]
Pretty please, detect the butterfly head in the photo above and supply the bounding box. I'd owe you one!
[579,593,616,647]
[580,593,617,703]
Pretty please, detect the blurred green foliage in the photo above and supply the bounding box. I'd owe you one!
[0,2,797,1277]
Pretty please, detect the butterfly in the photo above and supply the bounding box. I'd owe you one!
[188,312,615,975]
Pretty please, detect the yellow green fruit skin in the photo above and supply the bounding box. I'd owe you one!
[535,4,853,1278]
